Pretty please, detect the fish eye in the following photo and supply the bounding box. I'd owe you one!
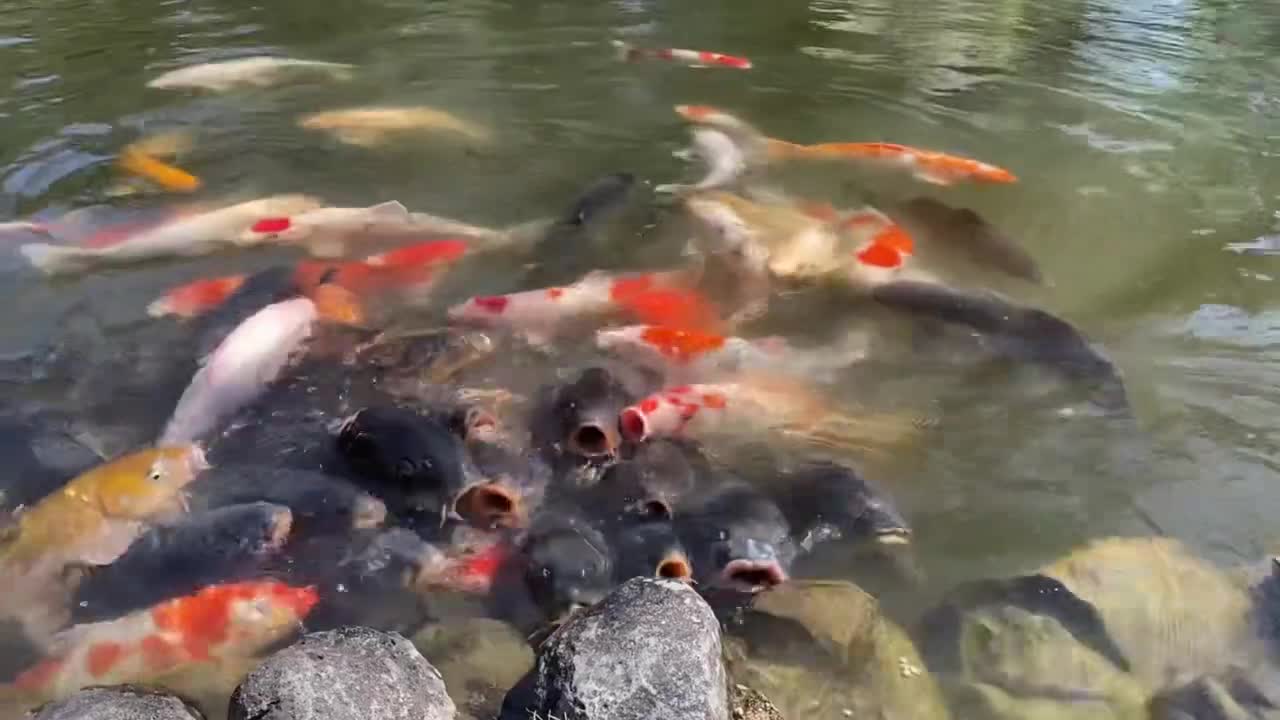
[147,464,164,482]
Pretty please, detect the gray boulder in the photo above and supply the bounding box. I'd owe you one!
[229,626,455,720]
[29,686,203,720]
[503,577,728,720]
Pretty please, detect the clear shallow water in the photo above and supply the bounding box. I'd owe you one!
[3,0,1280,711]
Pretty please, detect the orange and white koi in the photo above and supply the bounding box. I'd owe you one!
[612,40,752,69]
[619,375,915,454]
[446,269,712,343]
[596,324,866,380]
[116,149,201,193]
[796,141,1017,186]
[9,581,318,701]
[685,191,923,295]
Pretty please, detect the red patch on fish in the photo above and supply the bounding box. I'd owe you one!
[609,275,656,301]
[700,51,751,69]
[639,397,660,414]
[295,260,381,295]
[547,288,565,300]
[702,392,727,409]
[473,296,509,314]
[140,635,181,671]
[14,658,64,692]
[80,221,154,249]
[364,239,470,288]
[640,325,727,364]
[617,288,723,334]
[856,242,903,268]
[669,385,693,394]
[87,641,126,678]
[872,223,914,256]
[251,217,292,234]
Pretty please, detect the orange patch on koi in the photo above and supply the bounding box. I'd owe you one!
[87,642,126,678]
[856,242,903,269]
[702,392,727,409]
[140,635,181,671]
[14,658,64,692]
[640,325,727,364]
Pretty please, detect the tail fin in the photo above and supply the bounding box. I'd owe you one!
[19,243,94,276]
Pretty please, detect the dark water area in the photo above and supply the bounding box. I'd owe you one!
[4,0,1280,716]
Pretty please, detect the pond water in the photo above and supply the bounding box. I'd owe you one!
[3,0,1280,715]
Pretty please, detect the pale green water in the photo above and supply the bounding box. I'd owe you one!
[3,0,1280,708]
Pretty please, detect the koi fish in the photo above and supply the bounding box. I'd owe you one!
[239,201,418,258]
[446,269,707,344]
[19,194,322,276]
[888,196,1042,284]
[116,149,201,193]
[298,106,491,147]
[147,275,247,318]
[656,128,747,195]
[612,40,752,69]
[619,375,919,455]
[148,56,354,92]
[0,446,209,576]
[9,581,318,701]
[596,324,867,380]
[673,105,809,161]
[797,142,1017,186]
[160,297,318,445]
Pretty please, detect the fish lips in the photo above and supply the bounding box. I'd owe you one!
[712,537,791,592]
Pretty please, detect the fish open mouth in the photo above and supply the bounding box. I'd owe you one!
[721,559,788,592]
[656,552,693,581]
[631,498,674,522]
[568,421,621,458]
[619,407,649,443]
[454,483,522,529]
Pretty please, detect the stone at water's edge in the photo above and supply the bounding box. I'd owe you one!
[29,685,204,720]
[501,576,730,720]
[229,626,456,720]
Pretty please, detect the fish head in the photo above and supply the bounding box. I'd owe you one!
[599,439,704,522]
[675,104,741,130]
[537,367,635,460]
[200,502,295,558]
[337,407,468,516]
[338,528,444,593]
[98,445,208,515]
[612,520,694,583]
[225,582,320,647]
[681,484,795,593]
[788,463,911,548]
[452,441,549,530]
[522,516,614,620]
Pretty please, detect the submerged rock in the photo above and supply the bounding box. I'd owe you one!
[723,580,949,720]
[30,685,204,720]
[1042,537,1264,690]
[229,626,456,720]
[502,576,728,720]
[414,618,535,720]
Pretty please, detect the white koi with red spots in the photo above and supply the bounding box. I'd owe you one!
[612,41,752,69]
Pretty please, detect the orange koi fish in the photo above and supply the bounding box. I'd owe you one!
[147,275,248,318]
[10,581,317,701]
[446,269,705,344]
[116,149,202,193]
[613,40,752,69]
[619,376,919,455]
[799,142,1016,186]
